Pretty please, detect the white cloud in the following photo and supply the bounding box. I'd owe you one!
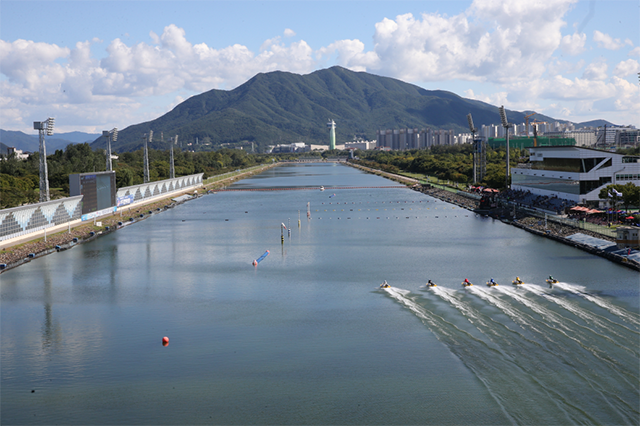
[593,30,630,50]
[2,0,638,132]
[582,60,608,81]
[362,0,578,85]
[560,33,586,55]
[613,59,639,78]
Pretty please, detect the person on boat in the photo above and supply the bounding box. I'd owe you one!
[381,280,388,288]
[548,275,556,282]
[427,280,435,287]
[516,276,521,282]
[463,278,471,286]
[489,278,496,285]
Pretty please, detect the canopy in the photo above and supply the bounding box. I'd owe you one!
[626,216,635,220]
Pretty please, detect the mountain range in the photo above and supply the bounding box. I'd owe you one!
[2,66,616,154]
[0,129,99,154]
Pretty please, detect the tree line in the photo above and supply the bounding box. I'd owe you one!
[0,143,271,209]
[351,144,527,189]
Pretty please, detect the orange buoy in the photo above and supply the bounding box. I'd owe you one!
[162,336,169,346]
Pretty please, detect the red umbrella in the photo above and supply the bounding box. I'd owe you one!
[625,216,635,220]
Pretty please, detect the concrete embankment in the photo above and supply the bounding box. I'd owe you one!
[419,186,639,271]
[0,163,278,273]
[348,161,639,271]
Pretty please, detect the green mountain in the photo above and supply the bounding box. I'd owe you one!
[88,66,603,153]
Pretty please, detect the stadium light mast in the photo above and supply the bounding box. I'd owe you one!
[467,114,478,184]
[468,113,486,185]
[33,117,54,202]
[327,119,336,150]
[498,106,512,189]
[102,128,118,171]
[143,130,152,183]
[170,135,178,179]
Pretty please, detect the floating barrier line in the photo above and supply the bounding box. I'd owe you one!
[216,186,405,192]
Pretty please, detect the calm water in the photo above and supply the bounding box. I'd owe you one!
[2,163,639,425]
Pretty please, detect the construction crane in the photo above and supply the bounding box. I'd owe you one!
[524,113,536,137]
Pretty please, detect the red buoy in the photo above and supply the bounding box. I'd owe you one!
[162,336,169,346]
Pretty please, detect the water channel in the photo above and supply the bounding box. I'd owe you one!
[2,162,638,425]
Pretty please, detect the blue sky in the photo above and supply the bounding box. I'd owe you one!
[1,0,638,135]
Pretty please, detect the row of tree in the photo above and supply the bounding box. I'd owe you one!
[598,183,640,213]
[352,144,526,189]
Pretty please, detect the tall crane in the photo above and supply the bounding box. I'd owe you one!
[524,113,536,138]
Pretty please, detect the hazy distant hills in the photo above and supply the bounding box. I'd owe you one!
[0,129,99,154]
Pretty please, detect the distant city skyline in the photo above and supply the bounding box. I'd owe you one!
[1,0,638,135]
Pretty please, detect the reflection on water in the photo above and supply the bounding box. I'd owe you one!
[1,163,638,425]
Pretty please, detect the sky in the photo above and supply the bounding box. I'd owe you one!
[1,0,639,136]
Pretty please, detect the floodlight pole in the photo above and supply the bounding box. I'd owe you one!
[34,117,54,202]
[102,128,117,171]
[498,106,512,189]
[143,132,151,184]
[467,114,478,184]
[170,135,177,179]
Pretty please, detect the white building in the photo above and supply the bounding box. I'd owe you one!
[511,146,640,204]
[5,147,30,160]
[345,140,376,150]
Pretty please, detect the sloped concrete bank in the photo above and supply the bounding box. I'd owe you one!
[413,185,639,271]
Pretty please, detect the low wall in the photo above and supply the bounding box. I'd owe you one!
[0,196,83,242]
[115,174,204,208]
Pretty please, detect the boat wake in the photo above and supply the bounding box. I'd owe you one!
[381,284,640,425]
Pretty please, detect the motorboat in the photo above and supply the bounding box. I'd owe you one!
[512,277,524,285]
[426,281,437,287]
[380,281,390,288]
[320,186,325,191]
[486,280,499,287]
[546,277,559,287]
[462,280,473,287]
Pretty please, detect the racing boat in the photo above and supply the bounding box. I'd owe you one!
[486,279,499,287]
[426,280,437,287]
[512,277,524,285]
[546,277,559,287]
[462,279,473,287]
[380,280,390,288]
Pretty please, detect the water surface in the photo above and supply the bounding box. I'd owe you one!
[2,163,638,425]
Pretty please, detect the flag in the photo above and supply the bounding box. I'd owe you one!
[613,189,623,197]
[281,223,287,229]
[608,191,613,198]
